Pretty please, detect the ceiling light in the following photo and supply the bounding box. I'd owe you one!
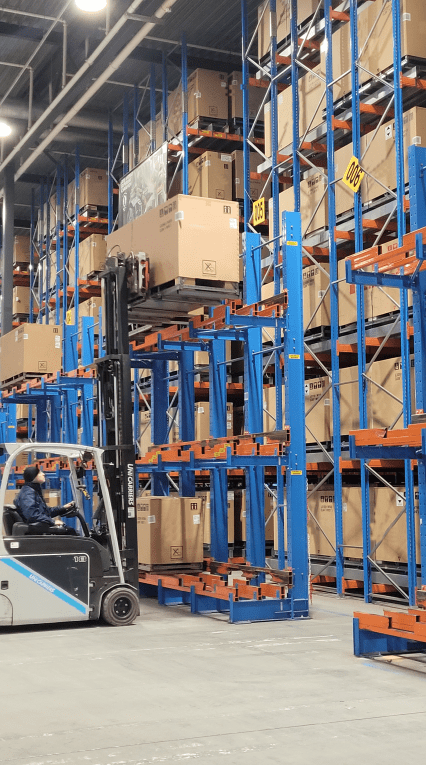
[0,121,11,137]
[75,0,107,12]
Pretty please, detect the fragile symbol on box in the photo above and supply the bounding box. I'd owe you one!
[38,361,47,372]
[171,546,183,559]
[202,260,216,275]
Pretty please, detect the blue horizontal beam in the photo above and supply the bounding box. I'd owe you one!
[346,263,413,290]
[353,618,426,657]
[349,435,420,460]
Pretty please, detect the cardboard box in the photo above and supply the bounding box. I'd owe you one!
[340,366,360,437]
[307,488,335,556]
[138,115,164,163]
[106,195,240,287]
[305,376,332,444]
[168,69,228,135]
[194,401,233,441]
[0,324,62,384]
[12,287,30,316]
[16,404,29,420]
[338,258,373,328]
[334,142,358,217]
[228,70,266,121]
[362,106,426,202]
[66,296,103,328]
[13,235,30,265]
[188,151,233,201]
[303,263,330,331]
[264,64,325,157]
[270,172,328,236]
[263,385,285,432]
[258,0,318,60]
[369,356,415,431]
[239,488,274,543]
[370,236,412,318]
[231,149,270,201]
[196,489,234,544]
[136,496,204,567]
[321,3,370,102]
[68,167,108,216]
[370,486,420,564]
[364,0,426,80]
[69,234,107,281]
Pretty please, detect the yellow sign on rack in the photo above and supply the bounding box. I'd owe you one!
[342,156,365,193]
[253,197,266,226]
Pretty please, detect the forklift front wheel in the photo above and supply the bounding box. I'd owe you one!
[101,587,140,626]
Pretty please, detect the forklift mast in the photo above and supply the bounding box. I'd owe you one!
[96,255,138,587]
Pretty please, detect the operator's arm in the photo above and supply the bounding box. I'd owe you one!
[17,485,39,522]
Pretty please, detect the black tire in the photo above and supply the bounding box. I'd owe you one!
[101,587,140,626]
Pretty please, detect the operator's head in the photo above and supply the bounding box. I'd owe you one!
[23,464,45,484]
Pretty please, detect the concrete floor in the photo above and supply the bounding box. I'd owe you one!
[1,593,426,764]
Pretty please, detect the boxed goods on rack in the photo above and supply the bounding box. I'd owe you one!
[188,151,233,201]
[231,149,270,201]
[106,195,240,288]
[168,69,228,135]
[12,287,30,316]
[228,71,266,121]
[270,171,328,236]
[0,324,62,384]
[264,64,325,157]
[196,489,235,545]
[305,376,332,444]
[257,0,318,60]
[68,167,108,217]
[13,235,31,267]
[69,234,107,281]
[369,356,415,430]
[194,401,233,440]
[136,495,204,568]
[303,263,330,332]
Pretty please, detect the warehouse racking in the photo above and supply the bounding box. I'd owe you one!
[2,0,426,615]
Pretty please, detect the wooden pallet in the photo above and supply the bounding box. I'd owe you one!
[0,371,46,391]
[138,562,203,574]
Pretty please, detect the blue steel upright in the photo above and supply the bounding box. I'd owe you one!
[282,211,309,616]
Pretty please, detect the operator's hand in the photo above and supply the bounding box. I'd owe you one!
[59,501,77,517]
[63,502,74,509]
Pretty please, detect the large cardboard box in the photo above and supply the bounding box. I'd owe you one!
[258,0,318,60]
[12,287,30,316]
[338,258,373,327]
[13,235,30,266]
[68,167,108,216]
[305,376,332,444]
[231,149,270,202]
[270,172,328,236]
[196,489,234,544]
[307,488,335,556]
[136,496,204,567]
[321,3,370,102]
[69,234,107,281]
[340,365,361,437]
[362,106,426,202]
[106,195,240,287]
[138,116,164,163]
[370,236,413,318]
[364,0,426,80]
[67,296,103,328]
[264,64,325,157]
[188,151,233,201]
[239,488,274,542]
[0,324,62,384]
[228,70,266,121]
[303,263,330,331]
[195,401,233,441]
[263,385,285,432]
[168,69,228,135]
[370,486,420,564]
[369,356,415,430]
[334,142,359,217]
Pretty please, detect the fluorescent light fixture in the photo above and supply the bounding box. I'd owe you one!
[0,121,11,137]
[75,0,107,11]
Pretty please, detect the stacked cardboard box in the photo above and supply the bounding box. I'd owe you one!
[257,0,318,60]
[136,495,204,568]
[69,234,107,281]
[68,168,108,217]
[168,69,228,136]
[321,2,370,102]
[371,486,420,564]
[361,1,426,82]
[231,149,271,202]
[238,488,275,543]
[13,235,31,267]
[196,489,235,545]
[269,171,328,237]
[0,324,62,384]
[106,195,240,288]
[303,263,330,332]
[369,356,415,430]
[12,287,30,316]
[194,401,233,440]
[264,64,325,157]
[263,385,285,432]
[188,151,233,201]
[228,71,266,122]
[66,296,103,328]
[305,377,332,443]
[338,258,373,328]
[138,116,164,163]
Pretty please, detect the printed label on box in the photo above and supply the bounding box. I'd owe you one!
[175,211,184,221]
[148,515,156,523]
[229,218,238,229]
[38,361,47,372]
[221,154,232,162]
[193,514,201,524]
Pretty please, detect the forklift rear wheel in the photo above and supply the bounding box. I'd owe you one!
[101,587,140,626]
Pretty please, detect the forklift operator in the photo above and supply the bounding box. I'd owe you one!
[14,465,78,535]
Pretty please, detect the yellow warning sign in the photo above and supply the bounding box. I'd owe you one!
[65,310,72,325]
[253,197,266,226]
[291,470,303,475]
[342,156,365,193]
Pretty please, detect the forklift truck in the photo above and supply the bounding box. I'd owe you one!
[0,442,140,626]
[0,255,146,628]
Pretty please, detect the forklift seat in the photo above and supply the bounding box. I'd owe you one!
[3,506,28,536]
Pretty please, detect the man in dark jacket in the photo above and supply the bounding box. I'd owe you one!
[15,465,78,535]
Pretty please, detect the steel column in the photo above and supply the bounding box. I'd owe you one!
[1,162,14,335]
